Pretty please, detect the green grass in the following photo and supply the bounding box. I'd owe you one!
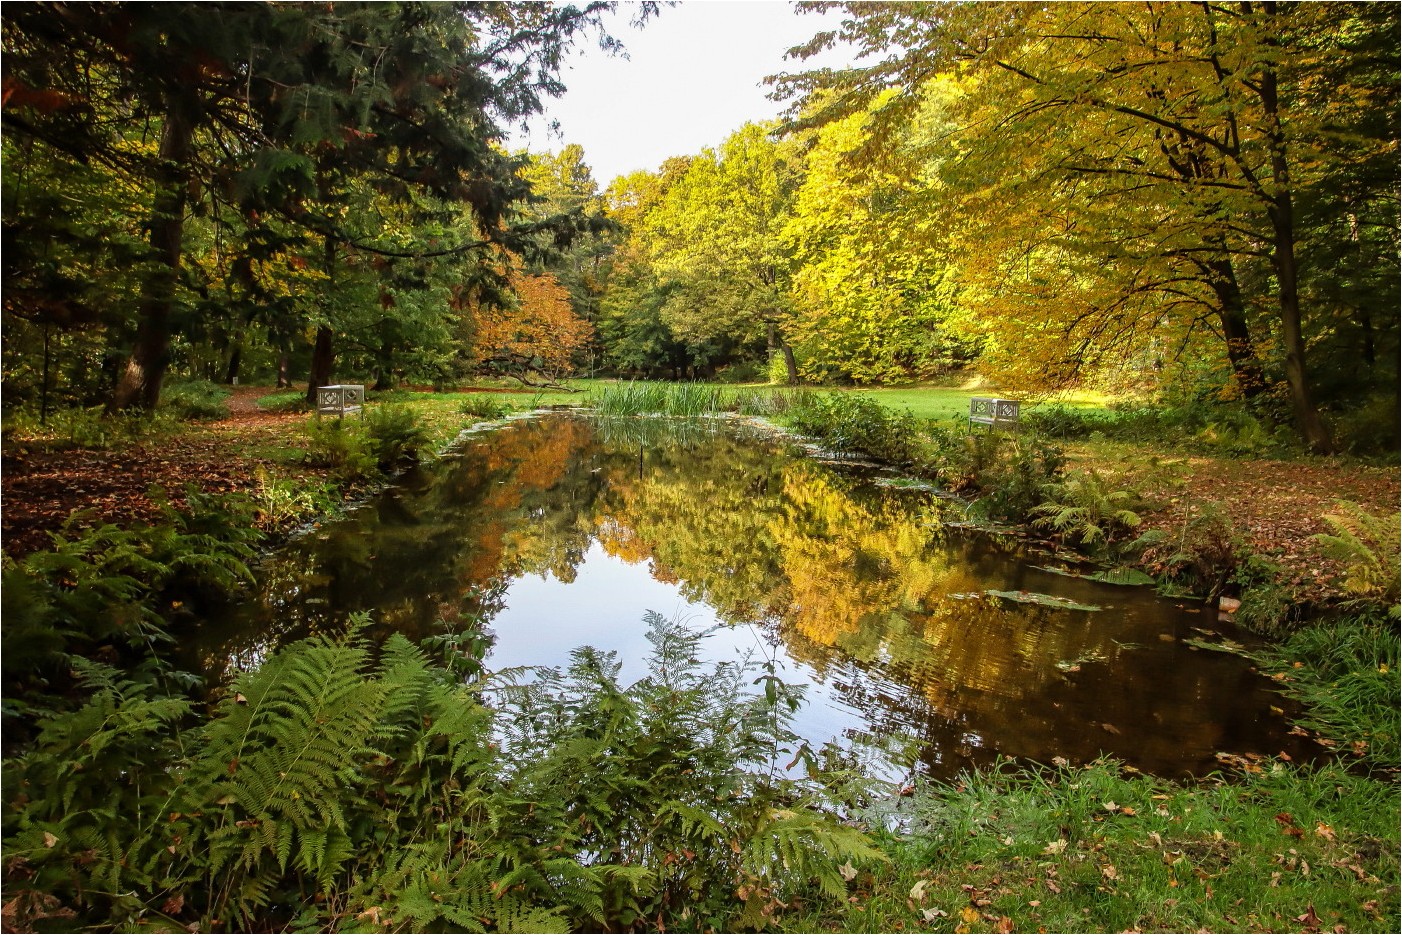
[787,758,1398,933]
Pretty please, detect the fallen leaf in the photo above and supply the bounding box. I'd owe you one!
[909,879,928,901]
[838,860,857,882]
[1043,839,1068,855]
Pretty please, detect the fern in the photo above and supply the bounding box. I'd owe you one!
[1312,500,1401,612]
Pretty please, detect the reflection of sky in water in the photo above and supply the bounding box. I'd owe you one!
[488,542,907,777]
[193,414,1322,781]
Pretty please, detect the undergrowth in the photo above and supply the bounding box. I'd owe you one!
[2,613,884,932]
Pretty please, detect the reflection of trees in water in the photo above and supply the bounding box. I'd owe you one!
[193,414,1315,778]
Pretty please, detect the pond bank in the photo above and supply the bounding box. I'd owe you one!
[2,390,1397,933]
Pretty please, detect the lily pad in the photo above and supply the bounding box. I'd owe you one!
[1084,567,1155,586]
[985,589,1103,612]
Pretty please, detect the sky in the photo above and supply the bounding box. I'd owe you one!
[508,0,862,187]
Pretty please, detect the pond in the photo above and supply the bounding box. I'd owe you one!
[193,412,1320,781]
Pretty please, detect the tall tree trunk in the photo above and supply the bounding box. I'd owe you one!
[305,234,338,405]
[1257,2,1334,453]
[109,95,196,412]
[306,326,335,404]
[1204,256,1266,398]
[276,350,291,388]
[224,345,243,385]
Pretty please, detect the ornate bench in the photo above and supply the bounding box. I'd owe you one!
[969,396,1020,430]
[317,384,365,420]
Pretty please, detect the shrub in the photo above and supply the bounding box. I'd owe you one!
[1,488,258,696]
[1312,500,1401,615]
[255,390,309,413]
[300,416,376,479]
[364,403,430,468]
[159,379,231,420]
[786,392,925,465]
[1132,503,1246,603]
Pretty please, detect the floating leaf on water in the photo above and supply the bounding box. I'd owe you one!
[985,589,1103,612]
[1084,567,1155,586]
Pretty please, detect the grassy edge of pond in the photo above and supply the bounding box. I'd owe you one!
[3,383,1398,932]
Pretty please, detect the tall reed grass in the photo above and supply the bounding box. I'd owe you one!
[589,381,810,418]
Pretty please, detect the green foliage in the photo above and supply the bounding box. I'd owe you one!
[250,468,339,532]
[787,392,925,465]
[458,394,514,420]
[253,390,309,413]
[1133,503,1249,604]
[1259,618,1401,769]
[363,403,430,468]
[2,614,885,932]
[1029,470,1143,554]
[2,405,182,451]
[299,416,376,480]
[1312,501,1402,614]
[590,380,726,417]
[159,380,231,420]
[1,488,258,705]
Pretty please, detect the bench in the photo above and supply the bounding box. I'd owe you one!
[969,396,1020,430]
[316,384,365,420]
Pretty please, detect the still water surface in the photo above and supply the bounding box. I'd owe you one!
[195,413,1319,780]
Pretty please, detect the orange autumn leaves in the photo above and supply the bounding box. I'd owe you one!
[470,268,593,380]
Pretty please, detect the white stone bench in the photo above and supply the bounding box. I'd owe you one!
[317,384,365,420]
[969,396,1020,430]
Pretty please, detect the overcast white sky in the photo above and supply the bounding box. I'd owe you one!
[508,0,861,186]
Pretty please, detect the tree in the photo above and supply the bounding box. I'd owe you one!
[2,2,624,410]
[469,262,595,386]
[776,1,1399,449]
[634,124,804,382]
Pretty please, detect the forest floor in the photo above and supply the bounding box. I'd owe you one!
[3,384,1397,609]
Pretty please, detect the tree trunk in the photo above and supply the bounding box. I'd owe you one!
[306,326,335,405]
[1204,256,1266,398]
[1257,19,1334,453]
[305,234,338,405]
[766,320,799,385]
[277,351,291,388]
[109,95,196,412]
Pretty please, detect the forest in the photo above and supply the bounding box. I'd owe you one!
[3,2,1397,454]
[2,3,1399,933]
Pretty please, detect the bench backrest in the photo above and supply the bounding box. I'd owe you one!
[969,397,1020,424]
[317,384,365,413]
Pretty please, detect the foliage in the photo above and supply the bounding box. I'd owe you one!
[469,265,596,385]
[363,404,431,469]
[1029,470,1143,554]
[1,614,884,932]
[250,468,340,533]
[1312,501,1402,614]
[459,394,515,420]
[1258,617,1401,770]
[299,417,376,480]
[590,380,726,417]
[159,380,232,421]
[776,2,1400,453]
[786,392,925,465]
[1133,504,1249,605]
[1,488,257,704]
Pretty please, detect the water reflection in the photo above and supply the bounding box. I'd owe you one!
[194,414,1319,780]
